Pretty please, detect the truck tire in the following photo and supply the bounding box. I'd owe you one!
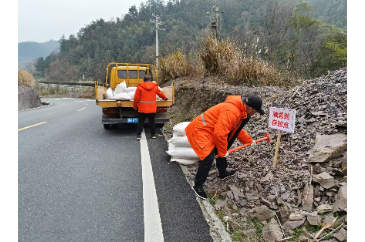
[103,124,111,129]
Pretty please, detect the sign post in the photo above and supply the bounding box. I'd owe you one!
[273,130,282,169]
[269,107,296,169]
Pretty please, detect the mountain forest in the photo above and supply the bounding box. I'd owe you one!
[33,0,347,83]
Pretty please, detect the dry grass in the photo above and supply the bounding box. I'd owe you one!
[18,69,35,87]
[199,37,297,88]
[158,51,202,82]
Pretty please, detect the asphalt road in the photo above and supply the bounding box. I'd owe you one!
[18,98,212,242]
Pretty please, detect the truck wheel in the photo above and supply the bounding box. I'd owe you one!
[103,124,111,129]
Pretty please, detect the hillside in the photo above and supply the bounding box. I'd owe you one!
[164,68,347,241]
[18,40,60,68]
[34,0,347,82]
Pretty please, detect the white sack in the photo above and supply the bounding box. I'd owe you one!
[173,122,190,136]
[126,87,137,93]
[168,136,191,147]
[128,91,135,100]
[166,144,198,159]
[171,158,200,166]
[110,92,130,100]
[173,133,185,138]
[114,81,127,94]
[106,88,114,99]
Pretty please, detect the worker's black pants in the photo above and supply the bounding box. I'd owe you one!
[194,150,227,186]
[137,113,156,136]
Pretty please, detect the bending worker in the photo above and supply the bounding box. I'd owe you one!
[185,96,265,200]
[133,75,167,140]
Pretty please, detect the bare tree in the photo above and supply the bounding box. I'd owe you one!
[263,0,296,57]
[296,21,325,76]
[46,59,79,83]
[24,60,37,73]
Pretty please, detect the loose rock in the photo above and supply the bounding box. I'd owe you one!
[333,185,347,213]
[262,218,283,241]
[243,229,257,238]
[317,204,333,214]
[334,228,347,242]
[313,172,336,189]
[307,211,320,226]
[308,133,347,163]
[283,218,306,231]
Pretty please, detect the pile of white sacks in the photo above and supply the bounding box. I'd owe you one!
[106,81,164,101]
[106,81,137,100]
[166,122,200,165]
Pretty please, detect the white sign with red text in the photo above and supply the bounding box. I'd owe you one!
[269,107,296,133]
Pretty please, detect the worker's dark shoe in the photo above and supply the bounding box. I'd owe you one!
[136,135,141,141]
[192,185,207,200]
[151,134,156,139]
[218,170,236,180]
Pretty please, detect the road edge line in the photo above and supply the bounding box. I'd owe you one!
[179,165,232,242]
[140,131,165,242]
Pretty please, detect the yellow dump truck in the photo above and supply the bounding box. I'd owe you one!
[95,63,174,129]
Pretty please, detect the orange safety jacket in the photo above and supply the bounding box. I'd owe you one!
[185,95,253,160]
[133,82,167,113]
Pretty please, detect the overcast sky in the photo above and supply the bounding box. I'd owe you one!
[18,0,145,43]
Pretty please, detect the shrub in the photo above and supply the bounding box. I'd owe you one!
[158,51,201,82]
[18,69,35,87]
[199,37,298,88]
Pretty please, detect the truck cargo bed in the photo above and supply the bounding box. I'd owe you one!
[95,84,174,108]
[95,82,174,126]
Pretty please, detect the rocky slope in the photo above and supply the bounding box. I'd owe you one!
[164,68,347,241]
[18,86,42,111]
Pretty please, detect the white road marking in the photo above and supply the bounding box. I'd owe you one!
[140,131,164,242]
[78,107,86,111]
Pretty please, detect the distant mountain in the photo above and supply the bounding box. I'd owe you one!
[18,40,60,68]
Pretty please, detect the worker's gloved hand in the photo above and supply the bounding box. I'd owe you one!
[250,140,257,148]
[165,98,168,101]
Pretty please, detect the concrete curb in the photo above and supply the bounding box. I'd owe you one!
[18,102,53,112]
[179,165,232,242]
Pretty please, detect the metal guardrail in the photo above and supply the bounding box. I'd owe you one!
[38,81,96,87]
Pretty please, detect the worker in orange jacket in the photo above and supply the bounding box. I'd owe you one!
[133,75,167,140]
[185,96,265,199]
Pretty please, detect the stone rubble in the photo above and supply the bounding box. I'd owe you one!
[166,68,348,241]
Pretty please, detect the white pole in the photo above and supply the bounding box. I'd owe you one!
[156,17,159,68]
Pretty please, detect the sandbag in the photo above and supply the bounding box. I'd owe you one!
[168,136,191,147]
[110,92,130,100]
[173,122,190,136]
[114,81,127,94]
[106,88,114,99]
[171,158,200,166]
[173,133,185,138]
[166,144,198,159]
[128,91,135,100]
[126,87,137,93]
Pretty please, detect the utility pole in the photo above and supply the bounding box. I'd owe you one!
[207,5,223,42]
[150,13,163,68]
